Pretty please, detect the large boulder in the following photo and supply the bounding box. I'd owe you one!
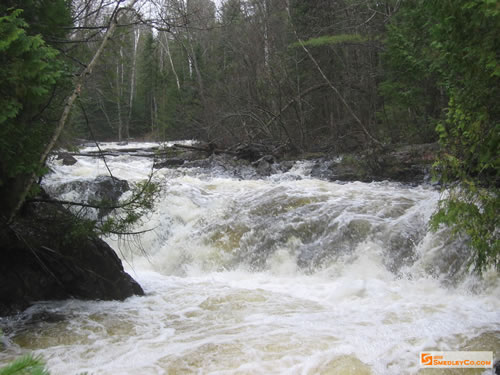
[48,175,130,218]
[0,194,144,317]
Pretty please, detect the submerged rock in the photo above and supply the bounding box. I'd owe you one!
[0,192,144,317]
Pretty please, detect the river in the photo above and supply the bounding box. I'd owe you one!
[1,142,498,374]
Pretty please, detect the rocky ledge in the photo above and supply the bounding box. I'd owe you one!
[152,142,439,184]
[308,143,439,184]
[0,191,144,317]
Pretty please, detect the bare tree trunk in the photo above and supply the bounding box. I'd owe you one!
[127,26,140,135]
[174,0,209,128]
[117,58,124,142]
[189,41,205,101]
[151,95,158,136]
[262,0,270,67]
[253,0,270,67]
[8,0,139,223]
[96,89,114,131]
[158,33,181,90]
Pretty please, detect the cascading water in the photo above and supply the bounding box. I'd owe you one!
[1,142,498,375]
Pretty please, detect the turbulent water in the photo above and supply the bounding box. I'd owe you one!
[1,142,499,375]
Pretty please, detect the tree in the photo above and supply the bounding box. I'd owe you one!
[0,8,68,221]
[428,0,499,272]
[0,353,50,375]
[1,0,140,223]
[379,1,444,143]
[136,30,159,136]
[384,0,499,271]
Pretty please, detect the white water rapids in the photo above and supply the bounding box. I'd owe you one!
[1,142,498,374]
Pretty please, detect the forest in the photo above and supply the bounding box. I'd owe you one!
[0,1,499,373]
[0,0,498,266]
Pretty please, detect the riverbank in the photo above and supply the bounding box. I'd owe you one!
[0,190,143,317]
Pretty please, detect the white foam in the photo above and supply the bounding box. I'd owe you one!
[6,142,497,375]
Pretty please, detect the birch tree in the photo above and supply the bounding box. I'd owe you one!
[7,0,140,222]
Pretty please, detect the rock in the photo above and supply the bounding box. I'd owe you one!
[56,152,78,166]
[153,158,185,169]
[93,175,129,201]
[252,155,275,176]
[0,195,144,317]
[145,142,436,184]
[306,143,437,184]
[233,143,271,162]
[277,160,295,173]
[48,176,130,218]
[153,147,220,170]
[310,158,369,182]
[358,144,437,184]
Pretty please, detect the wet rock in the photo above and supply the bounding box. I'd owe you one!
[93,176,130,217]
[177,150,209,162]
[181,154,259,179]
[233,143,271,162]
[252,155,275,176]
[153,148,218,170]
[0,194,144,317]
[277,160,295,173]
[48,176,129,218]
[310,158,369,182]
[182,157,213,169]
[56,152,77,166]
[359,143,437,183]
[154,158,185,169]
[310,158,332,179]
[93,176,129,201]
[306,143,437,184]
[311,159,369,182]
[148,142,436,183]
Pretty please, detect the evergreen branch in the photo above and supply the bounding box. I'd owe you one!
[0,354,49,375]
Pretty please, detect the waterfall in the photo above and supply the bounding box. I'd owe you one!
[1,142,497,375]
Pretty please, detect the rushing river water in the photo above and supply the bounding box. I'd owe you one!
[1,142,499,375]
